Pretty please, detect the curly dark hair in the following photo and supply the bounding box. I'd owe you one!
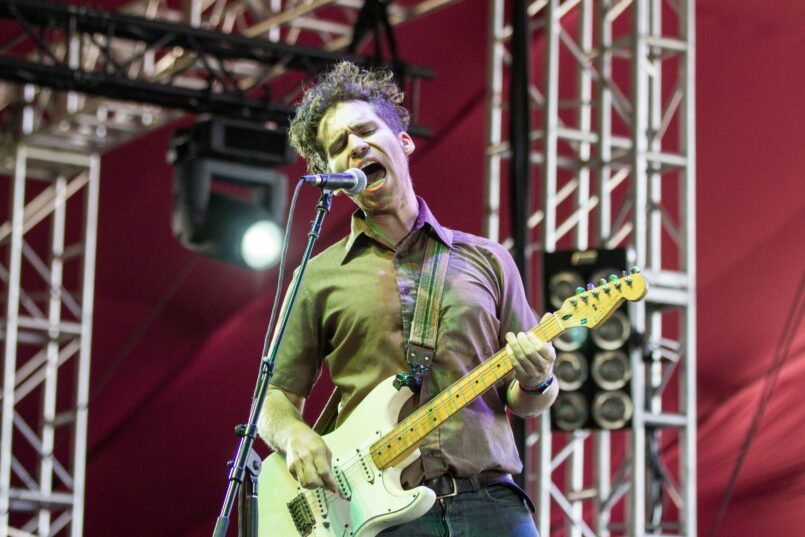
[289,61,410,174]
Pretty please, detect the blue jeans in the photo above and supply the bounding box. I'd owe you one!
[378,484,539,537]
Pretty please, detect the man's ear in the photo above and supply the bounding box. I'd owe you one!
[399,132,415,156]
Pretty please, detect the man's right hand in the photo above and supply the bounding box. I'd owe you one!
[258,386,338,491]
[284,426,338,491]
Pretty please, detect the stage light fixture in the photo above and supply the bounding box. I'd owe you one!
[553,392,589,431]
[168,117,292,270]
[555,352,588,391]
[553,326,587,352]
[592,390,633,430]
[591,350,631,391]
[590,309,631,350]
[548,271,584,309]
[544,248,638,431]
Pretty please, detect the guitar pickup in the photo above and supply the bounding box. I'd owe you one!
[313,488,329,521]
[333,465,352,500]
[356,449,375,484]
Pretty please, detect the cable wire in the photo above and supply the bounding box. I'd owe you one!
[708,268,805,537]
[260,179,304,359]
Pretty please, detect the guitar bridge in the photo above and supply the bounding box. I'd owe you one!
[287,493,315,536]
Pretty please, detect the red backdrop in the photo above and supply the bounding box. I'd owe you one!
[14,1,803,535]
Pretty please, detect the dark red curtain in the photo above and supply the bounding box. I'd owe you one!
[30,1,803,535]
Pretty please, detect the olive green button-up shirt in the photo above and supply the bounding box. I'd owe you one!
[270,198,537,486]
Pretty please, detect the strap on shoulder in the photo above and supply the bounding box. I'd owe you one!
[312,387,341,435]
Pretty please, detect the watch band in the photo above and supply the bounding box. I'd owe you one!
[519,374,554,394]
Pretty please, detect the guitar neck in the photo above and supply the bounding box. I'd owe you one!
[369,314,566,470]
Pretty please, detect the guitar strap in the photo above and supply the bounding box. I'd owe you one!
[312,387,341,435]
[393,232,451,393]
[313,230,452,435]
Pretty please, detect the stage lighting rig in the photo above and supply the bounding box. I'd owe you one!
[168,117,293,270]
[544,248,639,431]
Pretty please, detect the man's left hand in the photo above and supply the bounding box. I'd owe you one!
[505,313,557,388]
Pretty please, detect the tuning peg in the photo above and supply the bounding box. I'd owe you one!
[586,282,595,291]
[630,266,641,274]
[621,270,628,277]
[609,274,618,282]
[570,298,578,306]
[575,287,585,295]
[597,279,607,286]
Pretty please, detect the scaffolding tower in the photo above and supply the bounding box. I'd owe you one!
[0,1,454,535]
[485,0,696,536]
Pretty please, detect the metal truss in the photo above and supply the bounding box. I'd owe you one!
[0,0,452,161]
[0,1,456,534]
[1,145,99,537]
[485,0,696,535]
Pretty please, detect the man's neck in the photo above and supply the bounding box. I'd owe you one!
[364,195,419,246]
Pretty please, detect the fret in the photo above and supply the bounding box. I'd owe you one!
[467,371,482,396]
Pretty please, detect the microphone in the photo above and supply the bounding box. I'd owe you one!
[301,168,367,195]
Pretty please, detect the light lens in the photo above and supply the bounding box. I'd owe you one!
[553,392,589,431]
[592,350,631,390]
[591,309,630,350]
[241,220,283,270]
[592,390,633,429]
[555,352,588,391]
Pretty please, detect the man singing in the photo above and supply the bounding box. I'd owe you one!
[258,61,557,536]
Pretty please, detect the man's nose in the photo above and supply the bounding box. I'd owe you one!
[349,135,368,159]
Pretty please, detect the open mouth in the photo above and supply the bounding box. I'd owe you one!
[361,162,387,187]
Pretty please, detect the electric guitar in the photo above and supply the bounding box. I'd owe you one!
[258,270,648,536]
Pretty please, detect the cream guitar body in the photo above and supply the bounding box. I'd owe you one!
[257,378,436,537]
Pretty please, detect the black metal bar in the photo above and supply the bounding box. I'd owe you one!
[0,55,294,123]
[0,0,435,78]
[508,0,532,489]
[0,0,434,134]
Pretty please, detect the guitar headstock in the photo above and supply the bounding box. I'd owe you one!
[556,268,648,329]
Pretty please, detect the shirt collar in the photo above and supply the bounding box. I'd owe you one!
[342,196,453,263]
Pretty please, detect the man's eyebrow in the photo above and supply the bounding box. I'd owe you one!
[327,132,347,154]
[326,120,375,154]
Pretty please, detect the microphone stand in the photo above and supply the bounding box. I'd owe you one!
[213,188,334,537]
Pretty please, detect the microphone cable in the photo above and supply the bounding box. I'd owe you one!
[260,179,305,360]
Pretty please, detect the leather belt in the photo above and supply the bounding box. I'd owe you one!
[422,471,512,499]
